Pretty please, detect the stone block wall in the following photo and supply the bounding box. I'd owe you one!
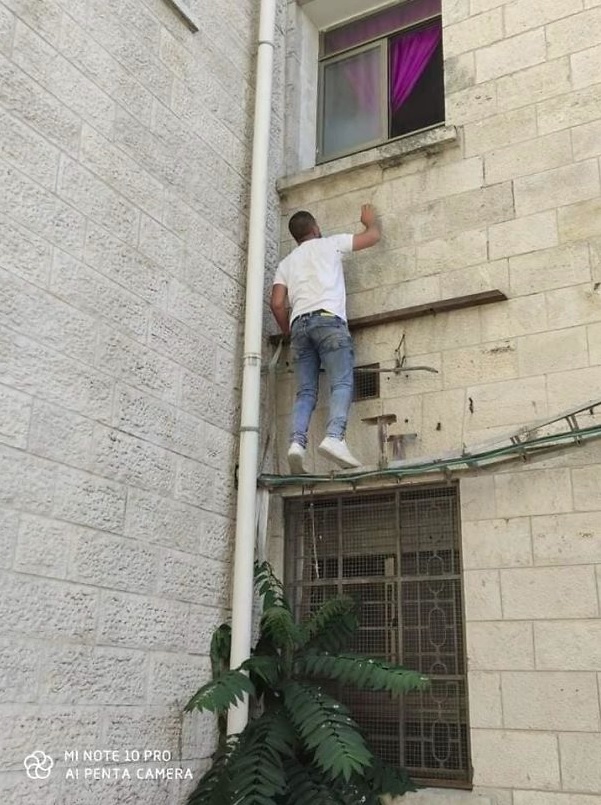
[273,0,601,802]
[460,447,601,803]
[0,0,285,803]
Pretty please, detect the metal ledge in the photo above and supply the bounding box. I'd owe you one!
[259,423,601,491]
[277,125,458,197]
[349,289,507,331]
[268,289,508,345]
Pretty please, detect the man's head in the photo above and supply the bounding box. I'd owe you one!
[288,210,321,244]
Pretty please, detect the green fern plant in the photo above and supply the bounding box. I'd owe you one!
[185,561,429,805]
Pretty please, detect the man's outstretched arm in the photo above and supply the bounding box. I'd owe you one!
[270,283,290,336]
[352,203,381,252]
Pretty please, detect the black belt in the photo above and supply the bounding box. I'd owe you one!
[295,309,334,320]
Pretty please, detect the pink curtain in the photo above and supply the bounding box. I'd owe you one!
[390,24,441,112]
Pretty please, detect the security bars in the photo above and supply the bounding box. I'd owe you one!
[284,484,471,786]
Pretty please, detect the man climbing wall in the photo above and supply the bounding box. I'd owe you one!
[270,204,381,474]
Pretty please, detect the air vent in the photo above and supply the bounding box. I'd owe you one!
[353,364,380,401]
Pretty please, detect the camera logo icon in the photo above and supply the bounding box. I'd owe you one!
[24,751,54,780]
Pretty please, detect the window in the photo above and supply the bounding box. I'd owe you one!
[285,485,471,787]
[318,0,445,163]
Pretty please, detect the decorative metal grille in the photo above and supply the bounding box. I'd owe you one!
[284,485,471,787]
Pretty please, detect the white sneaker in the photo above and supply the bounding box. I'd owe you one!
[287,442,307,474]
[318,437,361,469]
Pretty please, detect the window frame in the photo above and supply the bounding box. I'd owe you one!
[317,39,389,164]
[316,5,444,164]
[284,483,473,789]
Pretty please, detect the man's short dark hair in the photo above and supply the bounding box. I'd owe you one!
[289,210,316,243]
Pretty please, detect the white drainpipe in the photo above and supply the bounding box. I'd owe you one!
[227,0,277,735]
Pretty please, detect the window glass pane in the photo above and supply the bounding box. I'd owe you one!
[322,46,384,160]
[323,0,441,57]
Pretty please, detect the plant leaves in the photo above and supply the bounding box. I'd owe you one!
[187,570,420,803]
[282,681,372,782]
[279,758,347,805]
[255,561,290,612]
[241,654,283,701]
[367,757,417,798]
[300,653,429,696]
[186,738,236,805]
[301,596,358,654]
[185,670,255,714]
[188,710,296,804]
[227,710,294,803]
[278,757,416,805]
[261,605,302,651]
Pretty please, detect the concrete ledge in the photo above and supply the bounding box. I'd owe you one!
[162,0,200,32]
[277,125,459,196]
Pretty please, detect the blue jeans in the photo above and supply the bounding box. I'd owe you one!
[290,313,354,448]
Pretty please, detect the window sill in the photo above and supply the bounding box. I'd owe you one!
[277,125,458,197]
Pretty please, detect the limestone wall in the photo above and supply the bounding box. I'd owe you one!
[0,0,285,803]
[274,1,601,802]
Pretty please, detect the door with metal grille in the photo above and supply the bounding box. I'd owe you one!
[285,485,471,787]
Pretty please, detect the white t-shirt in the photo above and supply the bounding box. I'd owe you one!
[273,234,354,324]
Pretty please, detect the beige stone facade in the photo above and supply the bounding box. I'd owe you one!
[1,0,601,803]
[0,0,285,802]
[272,0,601,803]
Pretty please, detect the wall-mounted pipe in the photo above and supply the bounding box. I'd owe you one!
[227,0,277,736]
